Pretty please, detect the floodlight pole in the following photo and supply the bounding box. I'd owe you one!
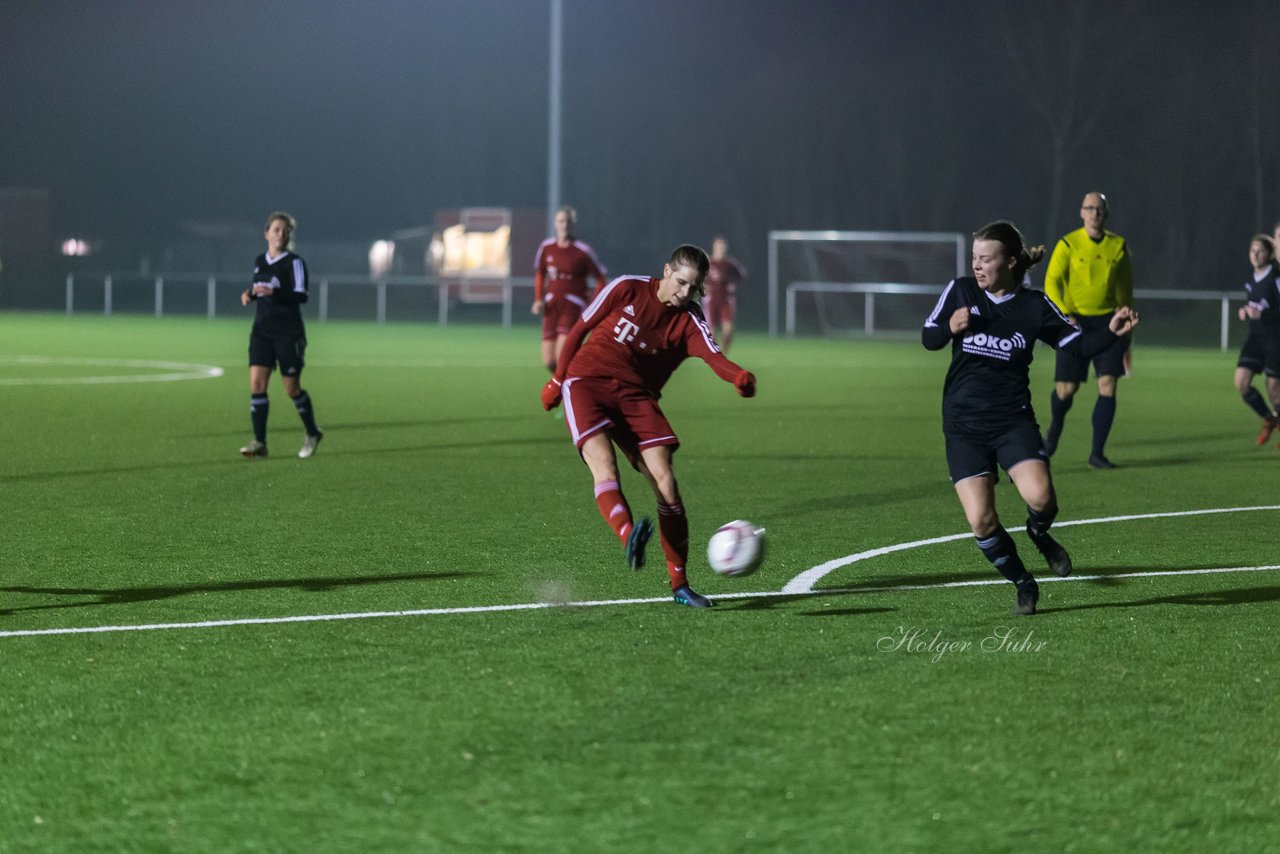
[547,0,563,234]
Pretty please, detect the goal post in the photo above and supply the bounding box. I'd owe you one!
[767,230,966,336]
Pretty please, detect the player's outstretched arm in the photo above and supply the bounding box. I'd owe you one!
[551,280,623,381]
[699,348,755,397]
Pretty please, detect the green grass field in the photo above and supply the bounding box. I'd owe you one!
[1,313,1277,852]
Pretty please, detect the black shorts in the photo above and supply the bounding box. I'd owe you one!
[249,327,307,376]
[1055,313,1129,383]
[1237,329,1280,376]
[944,418,1047,484]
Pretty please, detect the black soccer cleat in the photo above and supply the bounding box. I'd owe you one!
[625,517,654,571]
[1088,453,1115,469]
[672,584,714,609]
[1031,534,1073,578]
[1013,577,1039,616]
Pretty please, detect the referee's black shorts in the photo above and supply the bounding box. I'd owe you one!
[944,417,1048,484]
[1055,313,1129,382]
[249,327,307,376]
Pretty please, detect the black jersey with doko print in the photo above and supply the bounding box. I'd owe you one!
[923,277,1087,431]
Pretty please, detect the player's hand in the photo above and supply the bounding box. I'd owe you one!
[240,289,252,306]
[252,283,273,297]
[734,370,756,398]
[1239,306,1248,321]
[1244,304,1262,320]
[540,377,562,410]
[948,307,971,334]
[531,300,544,316]
[1110,306,1139,336]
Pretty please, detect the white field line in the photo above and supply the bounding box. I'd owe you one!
[0,356,223,385]
[2,504,1280,637]
[307,359,529,370]
[0,563,1274,637]
[781,505,1280,593]
[2,564,1277,640]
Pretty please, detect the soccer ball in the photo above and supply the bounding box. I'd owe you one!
[706,520,765,577]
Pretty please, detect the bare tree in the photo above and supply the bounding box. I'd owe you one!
[995,0,1152,240]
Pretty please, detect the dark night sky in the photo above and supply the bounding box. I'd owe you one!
[3,0,1279,299]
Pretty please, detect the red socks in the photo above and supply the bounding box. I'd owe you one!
[594,481,633,542]
[595,485,690,590]
[658,501,689,589]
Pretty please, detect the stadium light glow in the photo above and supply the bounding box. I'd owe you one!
[369,240,395,278]
[61,238,91,256]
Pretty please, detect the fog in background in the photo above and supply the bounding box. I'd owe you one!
[3,0,1279,323]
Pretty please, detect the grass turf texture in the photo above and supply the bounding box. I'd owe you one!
[1,313,1277,852]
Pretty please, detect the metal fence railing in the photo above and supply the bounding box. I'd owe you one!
[785,282,1246,351]
[64,273,539,327]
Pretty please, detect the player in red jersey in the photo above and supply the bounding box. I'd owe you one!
[532,206,608,372]
[540,244,757,608]
[703,236,746,351]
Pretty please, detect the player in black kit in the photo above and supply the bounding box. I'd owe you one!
[923,221,1139,615]
[239,211,323,459]
[1233,235,1280,444]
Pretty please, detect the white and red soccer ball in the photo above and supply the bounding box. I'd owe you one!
[706,520,766,577]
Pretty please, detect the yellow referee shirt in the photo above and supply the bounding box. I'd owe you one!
[1043,228,1133,317]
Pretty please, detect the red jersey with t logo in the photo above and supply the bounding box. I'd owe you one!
[558,276,744,396]
[534,238,607,304]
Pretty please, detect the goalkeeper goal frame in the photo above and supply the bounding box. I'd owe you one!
[767,230,966,336]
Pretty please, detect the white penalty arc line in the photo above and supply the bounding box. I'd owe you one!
[781,504,1280,594]
[1,563,1277,640]
[2,505,1278,640]
[0,356,223,385]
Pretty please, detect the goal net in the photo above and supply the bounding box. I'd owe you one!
[768,231,965,337]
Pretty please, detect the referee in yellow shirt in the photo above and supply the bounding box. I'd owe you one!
[1042,192,1134,468]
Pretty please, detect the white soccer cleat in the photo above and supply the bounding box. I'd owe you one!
[298,432,324,459]
[239,440,267,458]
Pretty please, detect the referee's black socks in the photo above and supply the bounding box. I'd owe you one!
[1048,389,1073,427]
[976,528,1032,584]
[1091,395,1116,457]
[1044,390,1072,454]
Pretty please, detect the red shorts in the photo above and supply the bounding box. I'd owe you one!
[703,294,736,327]
[561,376,679,455]
[541,293,588,340]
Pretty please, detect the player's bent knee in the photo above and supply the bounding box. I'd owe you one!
[968,514,999,538]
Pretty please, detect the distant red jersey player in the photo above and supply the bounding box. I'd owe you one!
[703,236,745,350]
[532,205,608,372]
[540,244,757,608]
